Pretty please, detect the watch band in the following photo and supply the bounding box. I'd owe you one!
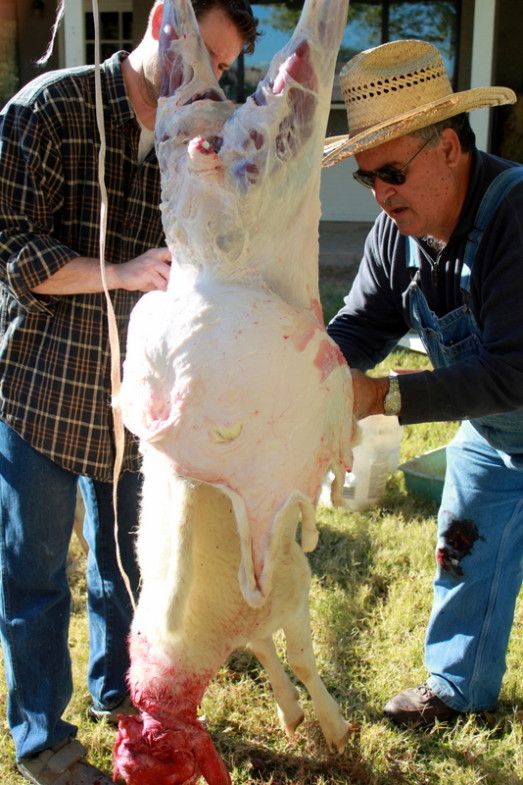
[384,376,402,416]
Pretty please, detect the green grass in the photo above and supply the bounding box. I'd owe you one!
[1,284,522,784]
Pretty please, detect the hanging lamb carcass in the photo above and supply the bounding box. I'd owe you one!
[114,0,354,783]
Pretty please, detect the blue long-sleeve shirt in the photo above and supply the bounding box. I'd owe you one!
[327,150,523,425]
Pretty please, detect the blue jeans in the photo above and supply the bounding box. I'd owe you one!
[0,421,140,759]
[426,420,523,712]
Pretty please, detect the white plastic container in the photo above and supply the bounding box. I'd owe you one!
[322,414,403,511]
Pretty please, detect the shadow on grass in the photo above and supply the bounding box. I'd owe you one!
[213,724,383,785]
[211,710,523,785]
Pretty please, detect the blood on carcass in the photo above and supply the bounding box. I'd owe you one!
[114,0,354,783]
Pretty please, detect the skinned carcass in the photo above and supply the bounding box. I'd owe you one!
[114,0,353,783]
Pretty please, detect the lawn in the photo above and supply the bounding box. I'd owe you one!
[1,278,522,784]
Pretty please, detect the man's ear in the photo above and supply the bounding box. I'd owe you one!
[440,127,462,168]
[150,2,164,41]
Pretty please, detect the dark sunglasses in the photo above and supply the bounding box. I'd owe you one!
[353,136,434,189]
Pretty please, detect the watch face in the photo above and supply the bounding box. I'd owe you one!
[384,378,401,416]
[384,393,401,415]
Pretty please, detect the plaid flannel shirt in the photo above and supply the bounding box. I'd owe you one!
[0,52,164,480]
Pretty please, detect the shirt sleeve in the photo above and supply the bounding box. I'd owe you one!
[327,214,411,371]
[0,99,80,314]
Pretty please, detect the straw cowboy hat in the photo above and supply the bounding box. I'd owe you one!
[322,39,516,168]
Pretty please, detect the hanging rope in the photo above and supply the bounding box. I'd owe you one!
[91,0,136,611]
[40,0,136,610]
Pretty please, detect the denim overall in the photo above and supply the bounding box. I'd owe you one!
[405,167,523,711]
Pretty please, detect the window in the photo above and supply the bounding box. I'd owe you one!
[85,10,133,63]
[220,1,460,103]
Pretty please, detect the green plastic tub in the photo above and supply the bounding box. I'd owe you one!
[399,446,447,504]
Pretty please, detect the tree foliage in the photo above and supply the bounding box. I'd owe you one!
[266,1,457,63]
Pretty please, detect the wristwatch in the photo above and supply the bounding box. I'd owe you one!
[384,376,402,416]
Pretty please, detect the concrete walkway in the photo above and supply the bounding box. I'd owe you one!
[319,220,423,354]
[319,220,373,282]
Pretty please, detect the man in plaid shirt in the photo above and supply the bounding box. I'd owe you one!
[0,2,259,783]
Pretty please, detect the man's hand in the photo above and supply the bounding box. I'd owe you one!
[351,369,391,420]
[111,248,172,292]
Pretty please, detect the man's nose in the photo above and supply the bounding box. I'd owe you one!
[373,178,397,204]
[209,57,221,81]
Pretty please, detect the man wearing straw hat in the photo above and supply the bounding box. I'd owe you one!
[323,39,523,727]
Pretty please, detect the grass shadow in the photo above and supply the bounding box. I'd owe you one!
[212,723,385,785]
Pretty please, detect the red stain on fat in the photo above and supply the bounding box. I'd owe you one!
[288,318,315,352]
[310,298,324,324]
[314,338,347,382]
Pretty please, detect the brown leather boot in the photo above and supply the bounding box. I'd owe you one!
[383,683,463,727]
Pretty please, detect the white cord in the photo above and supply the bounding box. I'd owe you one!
[91,0,136,611]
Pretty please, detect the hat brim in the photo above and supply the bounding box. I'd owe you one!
[322,86,517,168]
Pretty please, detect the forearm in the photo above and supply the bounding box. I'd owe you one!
[30,247,172,296]
[31,256,120,295]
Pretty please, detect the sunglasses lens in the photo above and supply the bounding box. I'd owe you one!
[353,170,375,188]
[378,167,407,186]
[353,166,408,189]
[353,138,431,189]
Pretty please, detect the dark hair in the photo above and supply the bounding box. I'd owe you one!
[413,113,477,153]
[192,0,261,55]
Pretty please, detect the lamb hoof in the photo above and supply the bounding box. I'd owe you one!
[326,720,358,754]
[278,707,305,737]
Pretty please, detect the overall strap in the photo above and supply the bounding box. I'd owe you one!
[461,166,523,291]
[405,166,523,286]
